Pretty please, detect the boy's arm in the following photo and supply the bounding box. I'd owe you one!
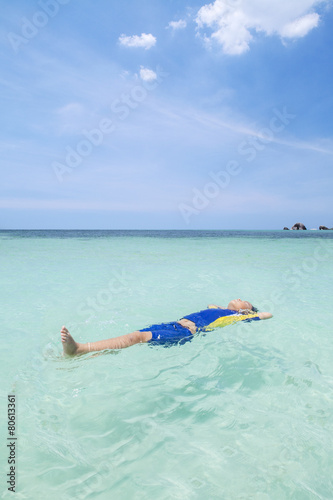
[258,312,273,320]
[207,306,273,319]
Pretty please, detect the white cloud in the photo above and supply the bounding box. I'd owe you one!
[196,0,325,55]
[55,102,87,134]
[168,19,187,30]
[57,102,84,116]
[280,12,319,38]
[139,66,157,82]
[119,33,156,50]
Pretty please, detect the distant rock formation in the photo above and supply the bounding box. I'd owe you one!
[284,224,332,230]
[291,222,307,230]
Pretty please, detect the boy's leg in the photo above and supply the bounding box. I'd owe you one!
[61,326,152,356]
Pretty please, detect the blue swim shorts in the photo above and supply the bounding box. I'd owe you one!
[139,321,193,345]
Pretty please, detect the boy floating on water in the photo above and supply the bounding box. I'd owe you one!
[61,299,273,356]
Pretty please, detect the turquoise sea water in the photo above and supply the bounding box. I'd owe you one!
[1,230,333,499]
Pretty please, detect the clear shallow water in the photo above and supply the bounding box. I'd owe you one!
[1,230,333,499]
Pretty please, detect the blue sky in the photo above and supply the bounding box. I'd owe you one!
[1,0,333,229]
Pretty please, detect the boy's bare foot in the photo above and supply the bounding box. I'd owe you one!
[61,326,81,356]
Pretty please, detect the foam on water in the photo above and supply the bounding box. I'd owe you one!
[1,230,333,499]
